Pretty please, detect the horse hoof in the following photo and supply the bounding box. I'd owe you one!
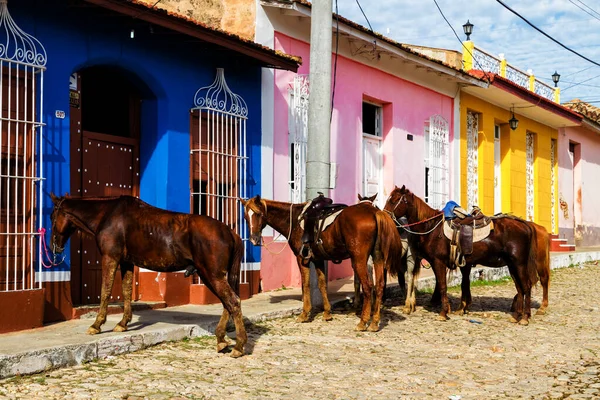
[367,323,379,332]
[322,312,333,322]
[296,313,309,323]
[454,309,466,316]
[535,308,546,316]
[230,349,244,358]
[508,316,519,323]
[112,325,127,333]
[402,307,412,315]
[355,322,368,331]
[518,319,529,326]
[86,326,101,335]
[216,342,229,353]
[437,315,449,321]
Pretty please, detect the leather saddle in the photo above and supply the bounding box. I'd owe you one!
[300,193,346,259]
[442,205,494,268]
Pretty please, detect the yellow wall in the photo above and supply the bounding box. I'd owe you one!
[460,93,558,232]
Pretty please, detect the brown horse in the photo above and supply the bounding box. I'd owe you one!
[241,195,403,331]
[50,194,247,357]
[356,193,420,314]
[384,185,541,325]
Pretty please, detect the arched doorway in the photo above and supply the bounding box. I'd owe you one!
[68,65,151,305]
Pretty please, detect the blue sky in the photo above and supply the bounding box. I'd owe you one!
[336,0,600,105]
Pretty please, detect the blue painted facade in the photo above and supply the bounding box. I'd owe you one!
[12,0,263,272]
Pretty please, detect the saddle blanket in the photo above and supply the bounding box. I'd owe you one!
[299,202,344,232]
[443,220,494,242]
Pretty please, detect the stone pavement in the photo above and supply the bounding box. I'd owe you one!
[1,261,600,399]
[0,250,599,382]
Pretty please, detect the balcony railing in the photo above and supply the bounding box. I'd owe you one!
[464,43,559,103]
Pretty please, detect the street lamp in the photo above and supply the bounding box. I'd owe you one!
[552,71,560,87]
[463,20,474,41]
[509,111,519,131]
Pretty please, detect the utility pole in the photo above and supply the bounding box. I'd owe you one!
[306,0,333,308]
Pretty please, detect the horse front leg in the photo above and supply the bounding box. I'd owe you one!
[403,255,418,315]
[296,256,312,323]
[113,262,134,332]
[455,265,472,315]
[87,256,119,335]
[431,260,450,321]
[314,260,333,321]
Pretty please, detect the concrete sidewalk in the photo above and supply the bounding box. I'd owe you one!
[1,249,599,379]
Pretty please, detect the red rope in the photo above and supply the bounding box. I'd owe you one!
[399,212,444,228]
[38,227,60,268]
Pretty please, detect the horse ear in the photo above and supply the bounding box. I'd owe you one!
[357,194,362,201]
[256,195,261,201]
[400,185,406,192]
[239,198,247,206]
[50,192,58,204]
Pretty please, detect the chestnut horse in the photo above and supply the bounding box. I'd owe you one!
[241,195,403,331]
[384,185,541,325]
[356,193,420,314]
[50,194,247,357]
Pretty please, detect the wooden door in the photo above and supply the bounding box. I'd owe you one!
[69,70,140,305]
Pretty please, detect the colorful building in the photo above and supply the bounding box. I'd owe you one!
[0,0,299,333]
[457,43,582,242]
[559,101,600,247]
[254,0,487,291]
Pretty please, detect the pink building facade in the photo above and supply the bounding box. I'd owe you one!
[558,103,600,247]
[255,1,486,290]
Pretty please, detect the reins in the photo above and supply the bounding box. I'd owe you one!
[40,197,68,268]
[385,192,445,236]
[260,202,295,256]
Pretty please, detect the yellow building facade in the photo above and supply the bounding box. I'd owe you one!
[460,93,559,233]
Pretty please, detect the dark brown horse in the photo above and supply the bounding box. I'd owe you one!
[241,195,403,331]
[384,185,542,325]
[50,194,247,357]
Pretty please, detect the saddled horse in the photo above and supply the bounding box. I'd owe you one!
[50,194,247,357]
[384,185,543,325]
[356,193,420,314]
[241,195,403,331]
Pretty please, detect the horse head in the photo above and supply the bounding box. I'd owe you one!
[50,193,76,257]
[357,193,377,203]
[240,195,268,246]
[383,185,412,219]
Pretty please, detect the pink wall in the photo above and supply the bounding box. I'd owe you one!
[558,126,600,246]
[260,33,455,291]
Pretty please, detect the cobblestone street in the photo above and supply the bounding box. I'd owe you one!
[1,264,599,400]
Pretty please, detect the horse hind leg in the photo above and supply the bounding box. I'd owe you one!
[88,256,120,335]
[535,268,550,316]
[215,309,231,353]
[352,257,372,331]
[367,258,385,332]
[113,262,135,332]
[455,265,472,316]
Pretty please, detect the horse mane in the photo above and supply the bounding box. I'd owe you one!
[407,189,438,221]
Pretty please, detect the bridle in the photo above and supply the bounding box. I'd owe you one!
[247,200,294,255]
[385,192,444,235]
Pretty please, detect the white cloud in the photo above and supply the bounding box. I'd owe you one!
[335,0,600,103]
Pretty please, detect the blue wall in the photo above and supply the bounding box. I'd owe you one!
[12,0,263,267]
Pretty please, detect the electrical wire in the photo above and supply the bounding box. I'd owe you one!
[331,0,339,123]
[572,0,600,19]
[355,0,373,32]
[562,73,600,92]
[568,0,600,22]
[496,0,600,68]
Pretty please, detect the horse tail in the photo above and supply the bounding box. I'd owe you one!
[375,210,404,277]
[525,221,540,288]
[228,231,243,296]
